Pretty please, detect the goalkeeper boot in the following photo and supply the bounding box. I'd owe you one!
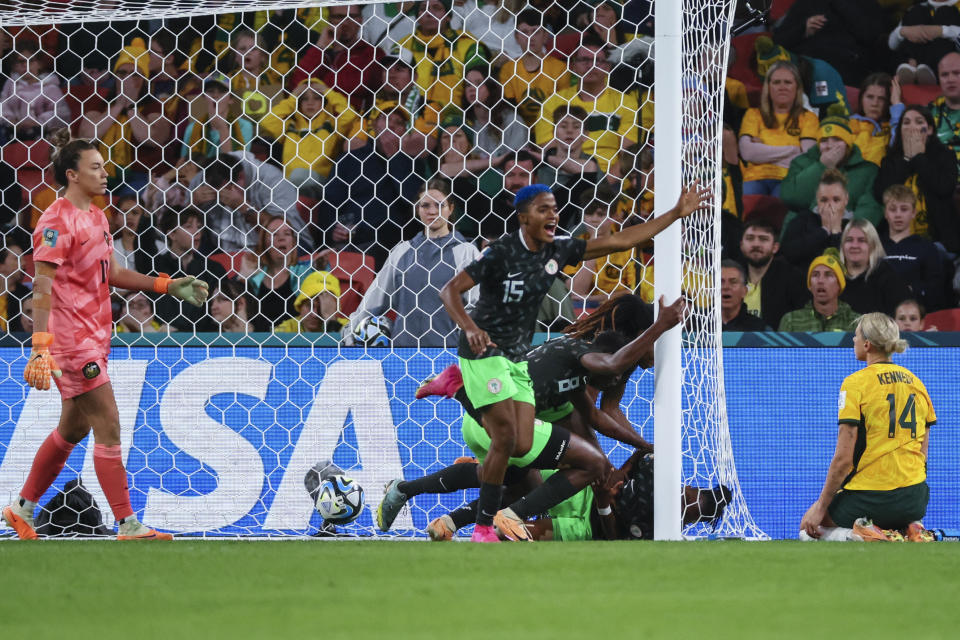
[852,517,903,542]
[905,521,935,543]
[427,515,457,542]
[117,516,173,541]
[376,479,408,532]
[415,364,463,400]
[493,508,532,542]
[470,524,500,543]
[2,499,38,540]
[453,456,478,465]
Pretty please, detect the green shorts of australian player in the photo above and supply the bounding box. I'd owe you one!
[461,414,571,469]
[827,481,929,530]
[459,356,535,409]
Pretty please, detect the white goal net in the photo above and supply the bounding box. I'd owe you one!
[0,0,764,539]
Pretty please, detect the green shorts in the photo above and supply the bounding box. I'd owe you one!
[543,469,594,541]
[461,414,552,468]
[536,402,574,423]
[459,356,534,410]
[828,481,929,530]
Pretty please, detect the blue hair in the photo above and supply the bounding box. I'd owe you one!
[513,184,553,212]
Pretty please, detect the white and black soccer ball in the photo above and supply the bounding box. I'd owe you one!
[353,316,392,347]
[314,474,365,524]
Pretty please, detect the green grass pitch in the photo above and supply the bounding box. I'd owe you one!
[0,540,954,639]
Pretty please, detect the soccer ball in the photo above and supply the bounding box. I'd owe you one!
[314,475,365,524]
[353,316,392,347]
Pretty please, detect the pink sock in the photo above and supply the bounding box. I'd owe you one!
[93,444,134,521]
[21,429,75,503]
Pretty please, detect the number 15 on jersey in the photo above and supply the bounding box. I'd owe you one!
[502,279,524,302]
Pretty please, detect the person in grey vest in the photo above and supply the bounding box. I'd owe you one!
[345,179,479,347]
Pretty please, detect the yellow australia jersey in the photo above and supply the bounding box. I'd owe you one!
[393,29,488,114]
[849,118,891,167]
[738,108,819,182]
[498,56,571,126]
[536,86,639,174]
[259,90,365,180]
[837,362,935,492]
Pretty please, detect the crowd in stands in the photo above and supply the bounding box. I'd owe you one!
[1,0,960,346]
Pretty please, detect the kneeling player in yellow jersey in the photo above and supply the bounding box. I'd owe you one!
[800,313,936,542]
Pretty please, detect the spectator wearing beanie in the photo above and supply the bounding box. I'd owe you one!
[274,271,346,333]
[779,250,861,332]
[781,105,883,224]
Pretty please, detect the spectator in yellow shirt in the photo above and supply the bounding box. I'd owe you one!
[258,78,366,196]
[850,72,904,167]
[391,0,489,131]
[738,61,819,197]
[226,28,288,120]
[497,8,571,126]
[535,40,638,174]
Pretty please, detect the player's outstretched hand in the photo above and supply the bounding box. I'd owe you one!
[465,326,496,356]
[24,331,62,391]
[656,295,687,329]
[169,276,210,307]
[675,181,713,218]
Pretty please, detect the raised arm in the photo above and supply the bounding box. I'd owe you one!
[799,424,857,538]
[578,296,685,375]
[581,182,711,260]
[439,270,493,355]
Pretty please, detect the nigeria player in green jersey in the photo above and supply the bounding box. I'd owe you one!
[438,183,710,542]
[376,296,688,540]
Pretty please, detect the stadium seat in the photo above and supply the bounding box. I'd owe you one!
[209,251,255,280]
[845,86,859,112]
[902,84,942,106]
[17,168,43,205]
[770,0,798,22]
[63,83,109,130]
[924,308,960,331]
[728,32,770,98]
[742,194,788,230]
[297,195,321,227]
[552,32,579,59]
[2,141,50,170]
[327,251,376,316]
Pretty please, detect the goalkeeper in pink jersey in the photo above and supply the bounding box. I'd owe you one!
[1,130,208,540]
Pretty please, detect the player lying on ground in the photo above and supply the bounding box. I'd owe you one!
[441,451,732,542]
[799,312,935,543]
[438,183,710,541]
[2,131,208,540]
[377,295,684,540]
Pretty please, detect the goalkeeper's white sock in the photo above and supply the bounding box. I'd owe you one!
[819,526,859,542]
[799,527,859,541]
[13,497,37,521]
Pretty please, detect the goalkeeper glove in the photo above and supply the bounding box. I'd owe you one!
[24,332,61,391]
[154,274,210,307]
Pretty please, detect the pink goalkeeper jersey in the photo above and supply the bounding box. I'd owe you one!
[33,197,113,357]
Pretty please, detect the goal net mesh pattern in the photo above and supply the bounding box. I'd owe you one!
[0,0,765,539]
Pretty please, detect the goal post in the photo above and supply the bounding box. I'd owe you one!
[652,0,683,542]
[0,0,764,540]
